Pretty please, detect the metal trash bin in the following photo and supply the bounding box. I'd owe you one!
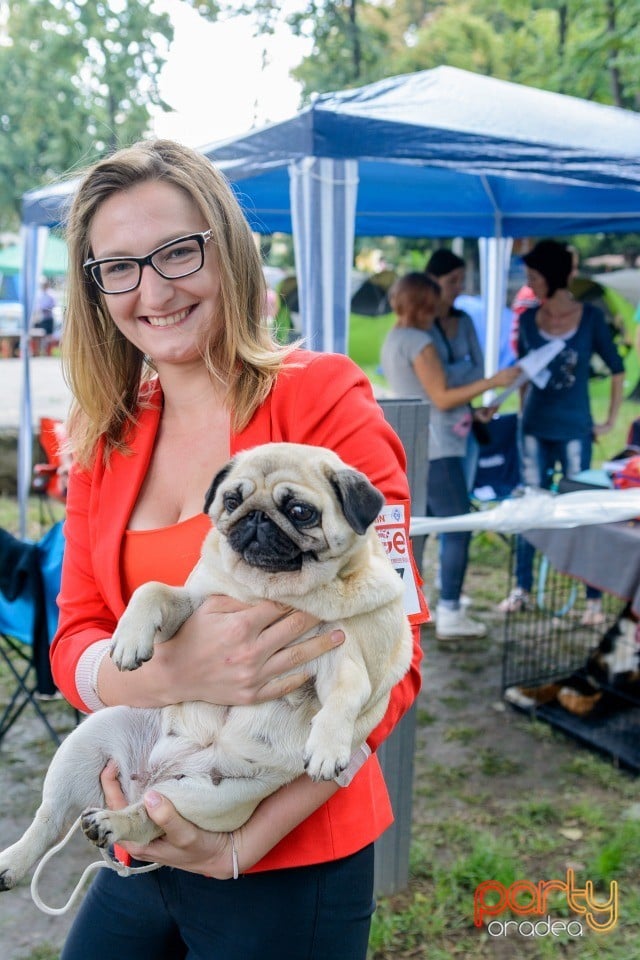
[374,397,429,896]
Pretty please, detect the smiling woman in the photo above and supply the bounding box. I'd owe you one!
[44,138,425,960]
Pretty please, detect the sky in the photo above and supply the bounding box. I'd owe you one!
[151,3,310,148]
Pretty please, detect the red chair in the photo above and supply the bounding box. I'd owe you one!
[31,417,69,527]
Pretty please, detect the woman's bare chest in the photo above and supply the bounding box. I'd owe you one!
[130,414,231,529]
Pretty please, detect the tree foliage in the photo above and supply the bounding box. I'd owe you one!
[0,0,174,228]
[2,0,640,237]
[276,0,640,109]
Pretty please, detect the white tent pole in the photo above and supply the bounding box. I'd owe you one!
[479,235,514,389]
[18,225,48,538]
[320,158,336,352]
[289,158,358,354]
[479,176,513,383]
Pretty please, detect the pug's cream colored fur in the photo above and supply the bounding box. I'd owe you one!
[0,443,412,891]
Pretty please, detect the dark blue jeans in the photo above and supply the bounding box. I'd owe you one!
[516,433,599,598]
[427,456,471,605]
[60,845,375,960]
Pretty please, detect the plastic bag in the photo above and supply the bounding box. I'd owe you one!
[410,486,640,536]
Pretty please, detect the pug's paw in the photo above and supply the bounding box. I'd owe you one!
[81,808,115,848]
[83,801,163,849]
[110,616,156,671]
[303,727,351,781]
[0,862,19,891]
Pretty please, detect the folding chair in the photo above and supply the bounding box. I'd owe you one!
[32,416,69,527]
[0,520,70,746]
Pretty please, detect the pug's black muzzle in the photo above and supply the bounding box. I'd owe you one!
[228,510,304,572]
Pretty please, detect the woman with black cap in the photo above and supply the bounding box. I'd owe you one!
[499,239,625,619]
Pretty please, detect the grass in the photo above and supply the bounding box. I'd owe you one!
[367,521,640,958]
[362,331,640,955]
[15,949,59,960]
[0,496,65,540]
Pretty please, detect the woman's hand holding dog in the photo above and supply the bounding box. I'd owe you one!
[99,760,234,876]
[99,761,338,878]
[162,596,345,704]
[98,597,344,708]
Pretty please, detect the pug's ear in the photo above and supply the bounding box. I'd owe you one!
[203,460,236,514]
[329,469,384,534]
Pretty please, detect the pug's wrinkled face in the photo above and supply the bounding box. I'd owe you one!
[203,444,384,575]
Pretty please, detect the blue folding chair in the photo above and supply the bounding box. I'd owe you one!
[0,520,69,745]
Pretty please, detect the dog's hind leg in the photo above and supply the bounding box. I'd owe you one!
[0,706,154,890]
[81,799,163,849]
[81,769,285,847]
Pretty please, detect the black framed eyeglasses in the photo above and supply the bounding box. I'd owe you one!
[83,230,213,294]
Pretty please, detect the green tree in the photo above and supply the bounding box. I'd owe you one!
[0,0,174,229]
[277,0,640,108]
[290,1,393,93]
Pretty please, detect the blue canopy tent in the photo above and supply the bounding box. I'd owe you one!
[201,66,640,361]
[18,65,640,533]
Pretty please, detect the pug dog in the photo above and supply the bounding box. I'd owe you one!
[0,442,413,891]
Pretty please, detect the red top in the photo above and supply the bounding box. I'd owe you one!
[51,349,426,871]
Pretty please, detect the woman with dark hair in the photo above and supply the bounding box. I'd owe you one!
[423,249,512,639]
[500,239,625,620]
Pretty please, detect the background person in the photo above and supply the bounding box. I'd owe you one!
[51,139,424,960]
[499,239,625,622]
[380,268,519,641]
[507,244,579,358]
[35,277,56,336]
[508,281,538,357]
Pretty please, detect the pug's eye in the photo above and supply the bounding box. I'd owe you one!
[223,492,242,513]
[286,502,319,527]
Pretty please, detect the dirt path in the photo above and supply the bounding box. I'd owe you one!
[0,704,89,959]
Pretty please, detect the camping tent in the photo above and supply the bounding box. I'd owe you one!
[16,66,640,533]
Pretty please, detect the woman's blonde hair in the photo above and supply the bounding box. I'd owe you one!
[63,139,293,466]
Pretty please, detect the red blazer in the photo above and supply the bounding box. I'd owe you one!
[51,350,425,870]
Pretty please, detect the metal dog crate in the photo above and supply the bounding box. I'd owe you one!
[501,545,640,772]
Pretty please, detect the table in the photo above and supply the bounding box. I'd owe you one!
[0,327,46,358]
[524,520,640,615]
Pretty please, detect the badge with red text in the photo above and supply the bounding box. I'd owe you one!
[375,502,429,624]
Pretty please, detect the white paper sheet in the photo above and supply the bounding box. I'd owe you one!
[491,339,566,407]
